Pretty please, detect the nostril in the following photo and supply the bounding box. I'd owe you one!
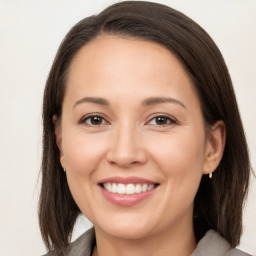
[107,155,145,168]
[106,138,148,167]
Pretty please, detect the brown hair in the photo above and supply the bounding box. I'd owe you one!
[39,1,251,253]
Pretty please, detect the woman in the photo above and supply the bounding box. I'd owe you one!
[39,1,251,255]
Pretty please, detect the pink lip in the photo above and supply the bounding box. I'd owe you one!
[98,176,159,207]
[100,186,156,207]
[98,176,157,185]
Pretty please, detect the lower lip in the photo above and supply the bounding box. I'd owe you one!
[99,186,156,207]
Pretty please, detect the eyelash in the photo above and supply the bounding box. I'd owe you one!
[79,114,177,127]
[146,114,176,126]
[79,114,109,126]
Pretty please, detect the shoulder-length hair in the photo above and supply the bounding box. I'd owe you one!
[39,1,251,253]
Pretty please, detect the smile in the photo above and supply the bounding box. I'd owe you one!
[103,183,155,195]
[98,176,159,206]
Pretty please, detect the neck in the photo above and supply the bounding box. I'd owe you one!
[93,221,196,256]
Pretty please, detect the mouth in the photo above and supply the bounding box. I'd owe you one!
[100,182,157,195]
[98,176,159,206]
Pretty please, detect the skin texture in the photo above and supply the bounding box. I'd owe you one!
[54,36,226,256]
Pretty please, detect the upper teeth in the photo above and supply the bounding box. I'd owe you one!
[103,183,155,195]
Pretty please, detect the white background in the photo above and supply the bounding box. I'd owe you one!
[0,0,255,255]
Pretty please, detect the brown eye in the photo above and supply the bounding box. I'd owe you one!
[155,116,169,125]
[147,115,175,126]
[82,115,107,126]
[90,116,103,125]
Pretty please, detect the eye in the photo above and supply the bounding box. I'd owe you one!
[147,115,175,126]
[80,115,109,126]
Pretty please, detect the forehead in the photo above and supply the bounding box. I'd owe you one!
[65,35,200,109]
[69,35,187,76]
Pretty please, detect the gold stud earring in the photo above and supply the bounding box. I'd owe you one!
[209,172,212,179]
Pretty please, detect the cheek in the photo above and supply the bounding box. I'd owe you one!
[148,130,205,195]
[149,133,205,225]
[61,131,108,212]
[62,131,107,175]
[152,132,204,169]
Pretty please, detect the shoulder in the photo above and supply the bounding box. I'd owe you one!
[225,248,252,256]
[192,230,252,256]
[42,228,95,256]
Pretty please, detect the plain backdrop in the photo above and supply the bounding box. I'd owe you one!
[0,0,255,255]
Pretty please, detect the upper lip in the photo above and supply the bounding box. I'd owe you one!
[98,176,159,185]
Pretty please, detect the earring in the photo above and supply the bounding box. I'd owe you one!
[63,168,66,173]
[209,172,212,179]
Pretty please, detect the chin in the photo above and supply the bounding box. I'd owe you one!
[95,218,156,240]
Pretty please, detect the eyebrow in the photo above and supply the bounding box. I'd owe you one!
[73,97,109,108]
[73,96,186,109]
[142,97,187,109]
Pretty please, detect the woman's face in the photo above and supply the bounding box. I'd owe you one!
[57,36,213,240]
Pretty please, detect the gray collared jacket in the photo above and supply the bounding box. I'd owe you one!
[43,228,252,256]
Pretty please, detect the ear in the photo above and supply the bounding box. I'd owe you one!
[203,120,226,176]
[53,115,65,168]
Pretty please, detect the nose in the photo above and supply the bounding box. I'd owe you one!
[106,124,147,168]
